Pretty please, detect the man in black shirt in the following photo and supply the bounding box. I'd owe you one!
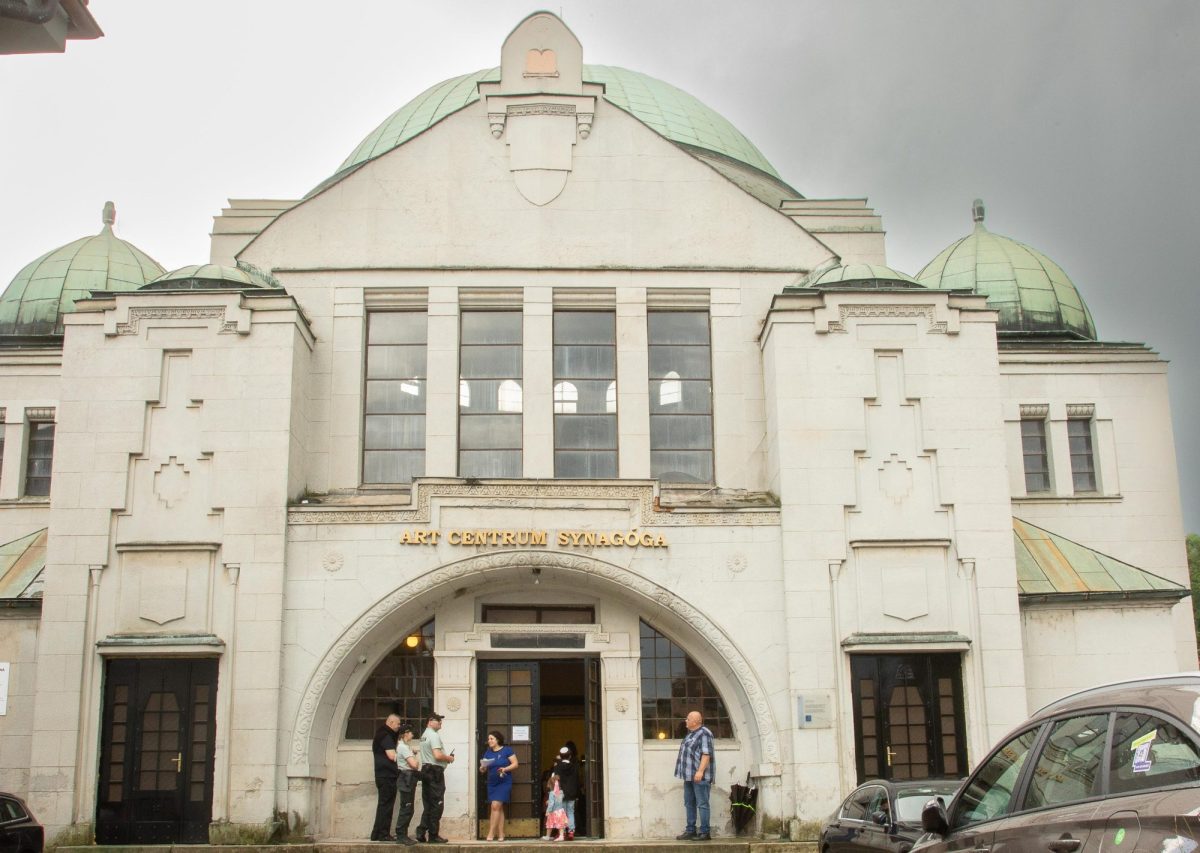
[370,714,402,841]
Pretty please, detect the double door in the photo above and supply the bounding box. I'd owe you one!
[476,659,604,838]
[96,658,218,844]
[850,654,966,783]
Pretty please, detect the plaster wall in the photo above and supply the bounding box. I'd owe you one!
[0,612,39,795]
[1021,604,1181,711]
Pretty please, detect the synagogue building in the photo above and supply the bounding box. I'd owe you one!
[0,11,1192,844]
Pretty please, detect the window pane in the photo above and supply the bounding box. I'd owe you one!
[459,414,522,449]
[365,380,426,414]
[1109,712,1200,794]
[363,450,425,485]
[461,346,522,379]
[1023,713,1108,808]
[364,415,425,450]
[648,345,711,380]
[554,450,617,478]
[344,620,435,738]
[461,311,522,344]
[639,620,731,740]
[1068,418,1096,492]
[459,450,521,478]
[651,450,714,484]
[367,345,428,379]
[648,312,709,344]
[369,312,427,344]
[952,727,1041,829]
[460,379,523,413]
[555,414,617,448]
[650,415,713,450]
[1020,419,1050,494]
[554,345,615,378]
[650,380,712,414]
[555,311,614,344]
[554,380,616,414]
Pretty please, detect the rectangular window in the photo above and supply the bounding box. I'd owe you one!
[648,311,713,484]
[363,312,427,485]
[24,409,55,497]
[1020,418,1050,493]
[554,311,617,477]
[459,311,522,478]
[1068,417,1096,492]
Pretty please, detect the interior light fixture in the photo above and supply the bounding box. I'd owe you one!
[405,634,420,649]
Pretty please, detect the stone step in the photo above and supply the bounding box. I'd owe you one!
[59,842,818,853]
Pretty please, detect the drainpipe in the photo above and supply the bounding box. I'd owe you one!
[0,0,61,23]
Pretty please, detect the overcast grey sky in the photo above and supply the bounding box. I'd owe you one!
[2,1,1197,534]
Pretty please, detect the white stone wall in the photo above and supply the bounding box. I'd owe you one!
[0,612,39,795]
[1021,604,1182,711]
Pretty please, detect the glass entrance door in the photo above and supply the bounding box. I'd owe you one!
[478,662,540,838]
[850,654,966,783]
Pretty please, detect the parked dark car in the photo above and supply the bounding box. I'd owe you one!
[916,673,1200,853]
[822,778,963,853]
[0,793,43,853]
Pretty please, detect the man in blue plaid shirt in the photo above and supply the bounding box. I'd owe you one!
[674,711,715,840]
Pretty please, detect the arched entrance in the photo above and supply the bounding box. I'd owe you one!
[284,550,780,839]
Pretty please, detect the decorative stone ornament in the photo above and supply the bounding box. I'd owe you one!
[480,12,599,206]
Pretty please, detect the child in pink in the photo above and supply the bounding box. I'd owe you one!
[542,774,568,841]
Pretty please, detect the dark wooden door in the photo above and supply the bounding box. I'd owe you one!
[96,658,218,844]
[477,661,540,838]
[583,657,604,838]
[850,654,966,783]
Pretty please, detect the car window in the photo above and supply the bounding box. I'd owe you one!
[951,726,1041,829]
[895,784,959,823]
[840,787,876,821]
[866,787,890,820]
[1023,713,1108,809]
[1109,712,1200,794]
[0,798,23,822]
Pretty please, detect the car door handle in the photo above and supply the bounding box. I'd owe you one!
[1048,837,1082,853]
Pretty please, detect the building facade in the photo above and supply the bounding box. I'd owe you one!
[0,12,1193,845]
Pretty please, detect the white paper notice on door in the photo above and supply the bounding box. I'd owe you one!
[0,662,9,715]
[511,725,531,742]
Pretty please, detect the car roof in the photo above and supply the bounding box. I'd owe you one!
[857,778,961,793]
[1033,672,1200,722]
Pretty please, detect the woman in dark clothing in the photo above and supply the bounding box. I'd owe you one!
[552,746,580,840]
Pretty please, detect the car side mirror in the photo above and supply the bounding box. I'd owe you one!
[870,810,890,826]
[920,797,949,836]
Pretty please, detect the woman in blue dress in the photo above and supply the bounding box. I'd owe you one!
[480,731,518,841]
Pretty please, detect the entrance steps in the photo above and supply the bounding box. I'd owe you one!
[61,842,818,853]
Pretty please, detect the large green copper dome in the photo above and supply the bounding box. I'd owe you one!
[916,200,1097,340]
[0,203,164,337]
[322,65,789,194]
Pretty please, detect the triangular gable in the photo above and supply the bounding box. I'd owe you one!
[0,528,46,599]
[1013,517,1187,604]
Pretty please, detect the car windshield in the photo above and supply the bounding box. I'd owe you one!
[895,784,959,823]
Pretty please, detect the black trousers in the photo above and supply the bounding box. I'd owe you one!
[395,770,417,837]
[417,765,446,838]
[372,774,398,840]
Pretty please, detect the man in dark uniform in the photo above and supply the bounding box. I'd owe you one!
[370,714,402,841]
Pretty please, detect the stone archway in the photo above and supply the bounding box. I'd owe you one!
[287,549,780,780]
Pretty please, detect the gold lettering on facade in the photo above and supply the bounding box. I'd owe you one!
[399,528,668,549]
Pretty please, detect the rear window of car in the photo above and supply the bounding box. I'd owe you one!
[895,785,958,823]
[0,798,26,822]
[1109,712,1200,794]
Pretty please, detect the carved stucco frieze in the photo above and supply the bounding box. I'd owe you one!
[287,550,780,772]
[820,304,950,335]
[287,481,780,527]
[111,305,249,336]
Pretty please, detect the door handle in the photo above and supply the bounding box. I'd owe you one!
[885,746,896,767]
[172,753,183,773]
[1048,837,1081,853]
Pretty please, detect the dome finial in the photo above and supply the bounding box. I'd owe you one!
[972,198,985,226]
[101,201,116,230]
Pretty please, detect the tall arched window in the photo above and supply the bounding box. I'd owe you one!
[639,621,733,739]
[344,620,435,739]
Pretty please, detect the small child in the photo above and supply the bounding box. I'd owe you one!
[542,773,568,841]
